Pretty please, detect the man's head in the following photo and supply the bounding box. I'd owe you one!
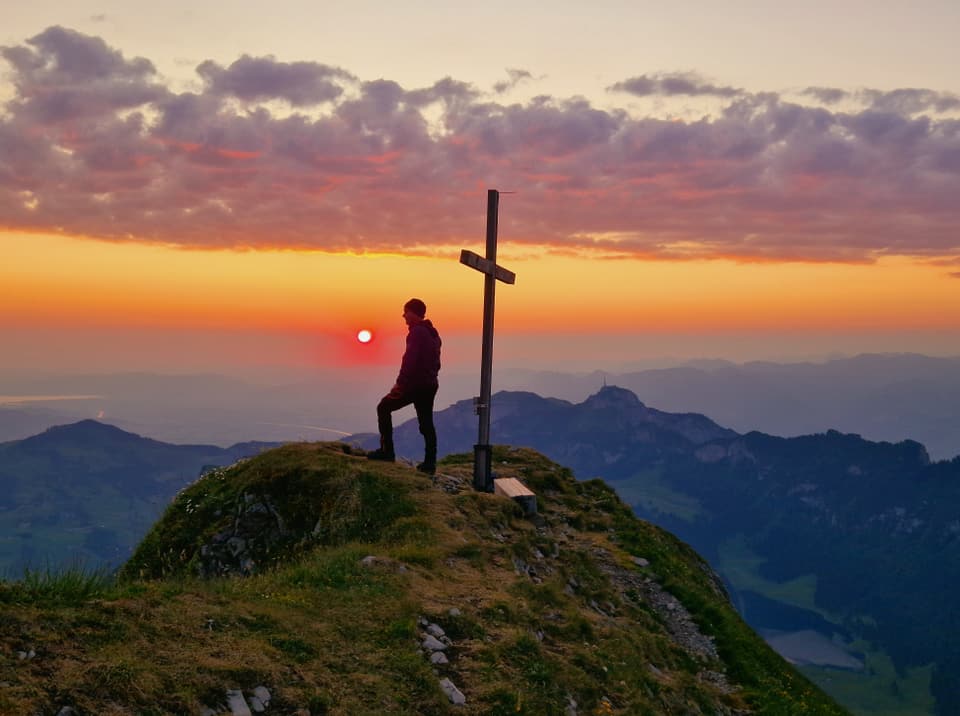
[403,298,427,326]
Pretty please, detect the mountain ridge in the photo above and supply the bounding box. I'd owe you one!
[6,352,960,457]
[502,353,960,460]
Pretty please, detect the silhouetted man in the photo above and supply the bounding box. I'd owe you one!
[367,298,442,474]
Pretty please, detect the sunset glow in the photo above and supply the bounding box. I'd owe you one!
[1,8,959,376]
[4,231,959,370]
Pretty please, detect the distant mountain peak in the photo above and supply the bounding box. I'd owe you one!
[584,384,645,409]
[29,419,144,443]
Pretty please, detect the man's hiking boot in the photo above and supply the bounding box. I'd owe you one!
[367,448,395,462]
[417,461,436,475]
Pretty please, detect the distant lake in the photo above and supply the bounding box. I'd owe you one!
[0,395,101,404]
[762,629,864,670]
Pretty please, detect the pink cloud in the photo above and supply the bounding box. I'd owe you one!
[1,27,959,262]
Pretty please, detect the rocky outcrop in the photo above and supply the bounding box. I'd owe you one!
[197,491,291,577]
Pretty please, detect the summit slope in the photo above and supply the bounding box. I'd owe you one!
[1,442,843,714]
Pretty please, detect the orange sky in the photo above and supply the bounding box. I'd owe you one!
[3,231,960,375]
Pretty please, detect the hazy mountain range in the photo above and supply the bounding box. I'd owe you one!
[498,352,960,461]
[4,352,959,459]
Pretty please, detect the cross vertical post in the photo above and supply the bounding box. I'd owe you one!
[476,189,499,492]
[459,189,516,492]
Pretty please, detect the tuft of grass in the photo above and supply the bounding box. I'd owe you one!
[269,635,318,663]
[279,546,396,594]
[0,563,114,606]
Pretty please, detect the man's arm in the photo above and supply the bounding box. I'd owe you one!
[395,327,425,390]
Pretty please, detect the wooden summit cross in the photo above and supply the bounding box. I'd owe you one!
[460,189,516,493]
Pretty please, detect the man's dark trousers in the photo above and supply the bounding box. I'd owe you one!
[377,385,438,461]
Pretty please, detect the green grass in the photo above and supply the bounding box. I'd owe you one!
[801,649,934,716]
[718,534,821,613]
[612,467,705,522]
[0,562,114,606]
[0,482,162,577]
[0,443,847,715]
[717,534,938,715]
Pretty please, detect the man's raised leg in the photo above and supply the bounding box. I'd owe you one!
[414,387,438,474]
[368,393,408,461]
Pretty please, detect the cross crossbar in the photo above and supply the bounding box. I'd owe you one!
[460,249,516,284]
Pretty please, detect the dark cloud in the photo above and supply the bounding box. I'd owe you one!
[405,77,480,108]
[493,68,534,94]
[196,55,353,106]
[802,87,849,104]
[451,96,622,159]
[803,86,960,114]
[1,27,959,262]
[2,25,154,84]
[609,72,742,98]
[0,26,166,123]
[861,88,960,114]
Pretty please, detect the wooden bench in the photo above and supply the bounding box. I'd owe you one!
[493,477,537,515]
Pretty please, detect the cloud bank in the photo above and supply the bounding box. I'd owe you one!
[1,26,959,262]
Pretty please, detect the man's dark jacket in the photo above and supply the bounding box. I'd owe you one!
[396,320,441,391]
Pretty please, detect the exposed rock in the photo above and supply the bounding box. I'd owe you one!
[513,556,529,576]
[430,651,449,665]
[226,689,252,716]
[360,554,408,573]
[197,495,291,577]
[426,623,446,638]
[439,677,466,705]
[422,634,446,651]
[252,686,271,705]
[727,440,757,465]
[227,537,246,557]
[695,444,727,463]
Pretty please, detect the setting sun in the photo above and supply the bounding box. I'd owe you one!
[357,329,373,344]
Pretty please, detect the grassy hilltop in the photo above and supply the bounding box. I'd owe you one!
[0,443,844,715]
